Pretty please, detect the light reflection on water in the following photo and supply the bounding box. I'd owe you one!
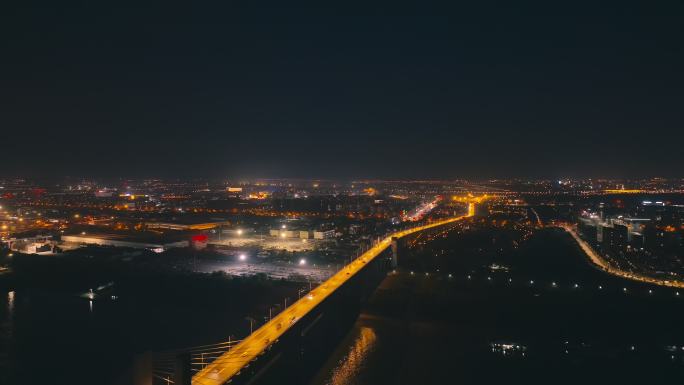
[7,291,14,315]
[326,326,377,385]
[1,290,15,372]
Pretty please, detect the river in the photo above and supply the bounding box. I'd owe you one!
[0,272,297,385]
[310,228,684,385]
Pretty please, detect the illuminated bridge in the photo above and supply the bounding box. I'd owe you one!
[138,199,482,385]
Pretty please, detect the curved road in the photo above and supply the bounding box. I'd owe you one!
[562,224,684,289]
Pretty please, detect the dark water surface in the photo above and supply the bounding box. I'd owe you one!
[310,228,684,385]
[0,274,296,385]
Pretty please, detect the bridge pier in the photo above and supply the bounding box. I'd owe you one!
[131,352,152,385]
[173,352,192,385]
[391,237,399,268]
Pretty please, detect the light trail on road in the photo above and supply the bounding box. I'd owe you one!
[561,224,684,289]
[193,206,474,385]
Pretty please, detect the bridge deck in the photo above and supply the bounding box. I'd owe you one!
[193,208,473,385]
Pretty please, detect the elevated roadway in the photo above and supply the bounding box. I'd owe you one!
[193,203,475,385]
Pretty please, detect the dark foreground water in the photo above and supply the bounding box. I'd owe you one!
[0,273,296,385]
[310,228,684,385]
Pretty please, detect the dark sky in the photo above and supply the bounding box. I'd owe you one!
[1,1,683,179]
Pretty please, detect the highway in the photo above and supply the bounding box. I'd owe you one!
[192,205,474,385]
[562,224,684,289]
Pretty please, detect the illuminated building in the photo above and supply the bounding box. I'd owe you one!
[61,233,189,251]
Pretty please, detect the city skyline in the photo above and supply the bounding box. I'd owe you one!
[2,3,684,385]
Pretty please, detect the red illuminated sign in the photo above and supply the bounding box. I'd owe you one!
[192,234,208,242]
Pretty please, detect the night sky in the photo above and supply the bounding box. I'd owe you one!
[2,2,683,179]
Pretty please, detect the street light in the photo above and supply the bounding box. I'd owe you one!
[299,258,306,266]
[245,317,255,334]
[239,253,247,261]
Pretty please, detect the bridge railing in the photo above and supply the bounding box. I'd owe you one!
[142,338,243,385]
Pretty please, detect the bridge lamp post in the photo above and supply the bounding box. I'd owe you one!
[269,304,282,321]
[245,316,255,334]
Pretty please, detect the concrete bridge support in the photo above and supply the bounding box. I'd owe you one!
[391,237,399,268]
[173,353,192,385]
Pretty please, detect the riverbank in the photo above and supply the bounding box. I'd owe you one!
[561,224,684,289]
